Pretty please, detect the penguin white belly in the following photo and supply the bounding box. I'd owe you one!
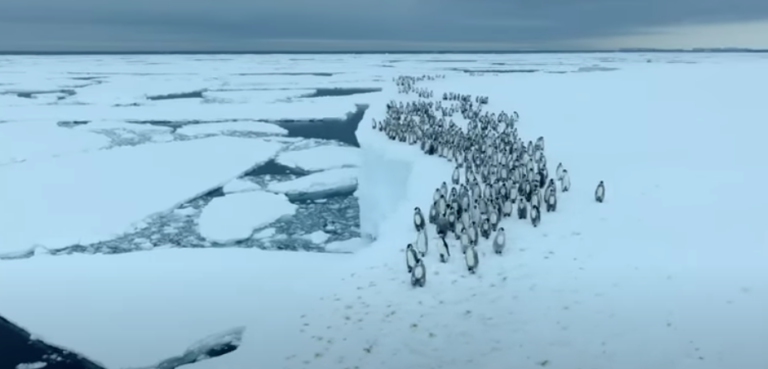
[465,247,478,272]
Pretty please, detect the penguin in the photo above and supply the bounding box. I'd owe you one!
[502,197,513,217]
[469,221,479,246]
[517,198,527,219]
[489,205,499,231]
[545,186,557,212]
[493,227,505,255]
[438,235,450,263]
[560,169,571,192]
[410,259,426,287]
[480,217,491,239]
[452,166,460,185]
[531,189,541,211]
[435,214,451,238]
[437,194,447,215]
[556,162,564,180]
[530,205,541,227]
[413,207,425,232]
[429,201,438,224]
[405,243,420,273]
[460,227,471,254]
[465,245,479,274]
[415,228,429,256]
[595,180,605,203]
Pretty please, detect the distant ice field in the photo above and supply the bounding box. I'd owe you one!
[0,52,689,258]
[2,52,767,369]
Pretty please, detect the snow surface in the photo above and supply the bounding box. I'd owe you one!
[0,137,284,254]
[275,145,360,171]
[0,122,109,166]
[1,54,767,369]
[176,122,287,137]
[267,167,358,198]
[197,191,297,243]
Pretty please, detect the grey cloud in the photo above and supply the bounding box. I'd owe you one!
[1,0,767,51]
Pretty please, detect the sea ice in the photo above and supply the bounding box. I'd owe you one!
[324,237,367,253]
[267,167,357,200]
[197,191,297,243]
[0,137,284,255]
[0,122,109,165]
[222,178,261,194]
[301,230,330,244]
[176,122,287,136]
[275,145,360,171]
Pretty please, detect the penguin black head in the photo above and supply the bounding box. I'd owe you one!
[414,207,421,212]
[499,227,504,232]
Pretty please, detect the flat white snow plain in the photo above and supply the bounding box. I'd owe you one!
[1,54,767,369]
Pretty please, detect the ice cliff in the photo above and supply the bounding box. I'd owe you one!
[356,99,454,241]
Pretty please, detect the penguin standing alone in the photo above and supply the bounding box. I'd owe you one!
[595,180,605,203]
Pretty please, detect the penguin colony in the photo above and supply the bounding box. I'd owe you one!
[372,74,606,288]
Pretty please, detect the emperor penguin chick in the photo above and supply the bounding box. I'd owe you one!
[560,169,571,192]
[452,166,460,185]
[415,227,429,256]
[530,205,541,228]
[413,207,425,232]
[410,259,426,288]
[465,245,479,274]
[517,198,527,219]
[489,204,500,231]
[460,227,471,254]
[493,227,506,255]
[405,243,420,273]
[595,180,605,203]
[438,235,450,263]
[480,217,491,240]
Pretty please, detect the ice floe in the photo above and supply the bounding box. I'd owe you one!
[0,137,284,255]
[267,167,358,201]
[275,145,360,171]
[222,178,261,194]
[324,237,367,253]
[176,122,287,137]
[0,122,109,165]
[197,191,297,244]
[301,230,331,244]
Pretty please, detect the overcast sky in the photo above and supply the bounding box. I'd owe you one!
[1,0,768,51]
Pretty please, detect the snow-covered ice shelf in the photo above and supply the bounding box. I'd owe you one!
[197,191,297,243]
[0,136,284,255]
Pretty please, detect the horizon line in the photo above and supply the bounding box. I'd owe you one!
[1,48,768,55]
